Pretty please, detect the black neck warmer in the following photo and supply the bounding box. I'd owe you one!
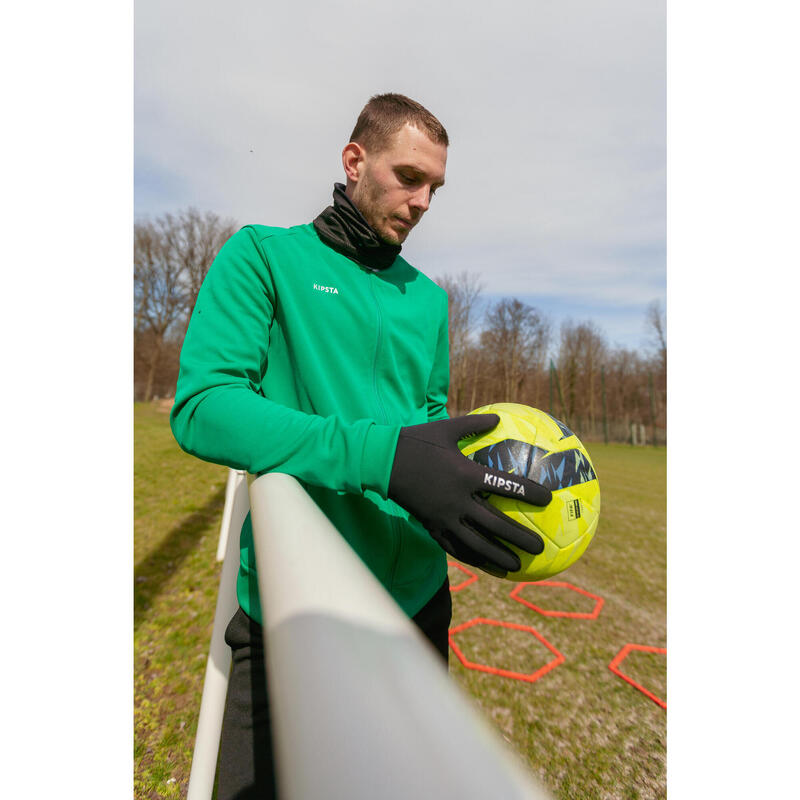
[313,183,401,271]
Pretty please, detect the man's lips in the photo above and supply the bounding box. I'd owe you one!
[393,216,414,229]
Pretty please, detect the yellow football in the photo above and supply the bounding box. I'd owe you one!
[459,403,601,581]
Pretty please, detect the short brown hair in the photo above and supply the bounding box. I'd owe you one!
[349,93,449,154]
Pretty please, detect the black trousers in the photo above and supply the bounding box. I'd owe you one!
[216,578,453,800]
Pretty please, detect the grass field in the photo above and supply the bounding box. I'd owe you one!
[134,402,665,799]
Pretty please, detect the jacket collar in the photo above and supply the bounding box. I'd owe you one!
[312,183,401,271]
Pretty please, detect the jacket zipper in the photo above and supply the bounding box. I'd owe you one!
[368,276,389,424]
[367,274,402,586]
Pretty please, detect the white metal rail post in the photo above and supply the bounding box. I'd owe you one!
[186,469,250,800]
[250,472,552,800]
[216,469,247,562]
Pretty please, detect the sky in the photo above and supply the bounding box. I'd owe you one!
[135,0,665,352]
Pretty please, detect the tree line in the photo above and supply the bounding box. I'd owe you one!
[439,273,666,444]
[134,209,665,444]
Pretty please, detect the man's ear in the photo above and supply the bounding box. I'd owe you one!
[342,142,365,183]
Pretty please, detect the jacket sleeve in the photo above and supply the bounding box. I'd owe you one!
[426,290,450,422]
[169,227,400,498]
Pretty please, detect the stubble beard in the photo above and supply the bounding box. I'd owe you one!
[351,174,405,246]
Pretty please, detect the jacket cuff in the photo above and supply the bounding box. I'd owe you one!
[360,423,402,498]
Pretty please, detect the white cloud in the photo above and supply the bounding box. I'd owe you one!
[135,0,665,346]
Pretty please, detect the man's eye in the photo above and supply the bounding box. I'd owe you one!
[400,174,416,185]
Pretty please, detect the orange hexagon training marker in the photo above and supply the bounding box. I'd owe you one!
[509,580,604,619]
[608,643,666,709]
[447,561,479,592]
[448,618,565,683]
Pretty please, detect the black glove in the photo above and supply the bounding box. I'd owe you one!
[388,414,551,575]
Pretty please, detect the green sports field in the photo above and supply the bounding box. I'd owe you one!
[134,402,665,799]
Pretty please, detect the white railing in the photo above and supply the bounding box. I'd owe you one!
[186,470,249,800]
[216,469,247,562]
[188,470,552,799]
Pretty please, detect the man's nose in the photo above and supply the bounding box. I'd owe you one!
[409,186,432,213]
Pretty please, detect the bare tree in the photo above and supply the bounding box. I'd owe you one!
[556,320,608,433]
[163,208,238,330]
[134,220,187,402]
[481,298,550,404]
[133,208,237,401]
[645,298,666,373]
[436,272,484,414]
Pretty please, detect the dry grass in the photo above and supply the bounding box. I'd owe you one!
[134,403,665,799]
[448,443,666,799]
[134,402,228,798]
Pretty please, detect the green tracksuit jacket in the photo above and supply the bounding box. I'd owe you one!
[170,223,450,624]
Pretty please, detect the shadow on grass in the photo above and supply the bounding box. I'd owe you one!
[134,484,227,630]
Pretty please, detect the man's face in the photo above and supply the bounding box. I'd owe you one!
[346,123,447,245]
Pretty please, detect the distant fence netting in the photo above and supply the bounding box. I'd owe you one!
[567,420,667,447]
[537,361,665,446]
[446,355,666,447]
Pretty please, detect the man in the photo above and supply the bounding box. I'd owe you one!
[171,93,551,799]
